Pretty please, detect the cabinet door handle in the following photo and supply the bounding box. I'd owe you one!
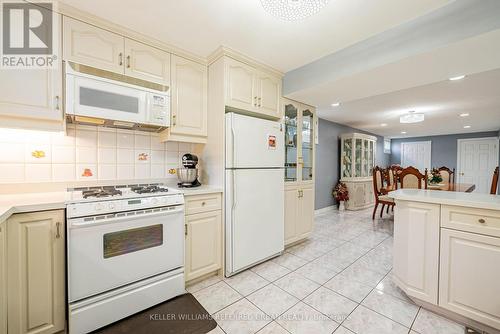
[201,201,206,206]
[119,52,123,66]
[184,223,188,236]
[56,222,61,239]
[254,96,257,107]
[258,97,262,107]
[55,95,60,110]
[478,218,486,224]
[172,114,177,126]
[126,55,131,68]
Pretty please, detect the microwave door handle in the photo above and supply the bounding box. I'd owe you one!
[69,206,184,229]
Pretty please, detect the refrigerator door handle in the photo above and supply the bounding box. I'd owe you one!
[231,119,236,168]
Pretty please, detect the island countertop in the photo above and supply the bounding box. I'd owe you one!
[388,189,500,211]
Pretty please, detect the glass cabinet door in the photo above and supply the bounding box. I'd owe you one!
[355,138,362,177]
[369,141,374,176]
[362,139,369,177]
[284,103,298,182]
[342,138,353,178]
[301,108,314,181]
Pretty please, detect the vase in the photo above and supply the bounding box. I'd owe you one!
[338,201,346,211]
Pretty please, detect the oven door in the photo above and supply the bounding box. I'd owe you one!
[67,205,184,302]
[66,73,148,124]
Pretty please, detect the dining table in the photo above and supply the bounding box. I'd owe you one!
[384,182,476,193]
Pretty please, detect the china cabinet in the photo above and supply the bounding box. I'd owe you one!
[340,133,377,210]
[283,98,316,246]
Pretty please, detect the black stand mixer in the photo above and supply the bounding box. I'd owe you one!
[177,153,201,188]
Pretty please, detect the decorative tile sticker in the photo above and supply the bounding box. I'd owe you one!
[31,150,46,159]
[138,153,149,161]
[81,168,93,177]
[168,168,177,175]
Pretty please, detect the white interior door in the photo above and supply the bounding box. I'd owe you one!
[457,138,499,193]
[401,141,431,172]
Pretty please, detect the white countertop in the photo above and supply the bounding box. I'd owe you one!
[388,189,500,211]
[0,192,69,223]
[177,185,223,196]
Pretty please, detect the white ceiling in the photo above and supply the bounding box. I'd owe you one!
[320,68,500,138]
[58,0,451,72]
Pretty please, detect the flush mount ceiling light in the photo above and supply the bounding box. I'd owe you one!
[401,131,407,134]
[459,113,470,117]
[464,125,471,129]
[261,0,329,21]
[331,102,340,107]
[380,123,387,127]
[449,75,466,81]
[400,110,425,124]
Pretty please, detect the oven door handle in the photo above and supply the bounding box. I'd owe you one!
[68,206,184,229]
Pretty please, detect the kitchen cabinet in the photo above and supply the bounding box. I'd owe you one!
[124,38,171,84]
[285,184,314,246]
[161,55,208,143]
[225,58,282,119]
[392,201,440,304]
[0,15,62,123]
[283,98,316,246]
[7,210,65,334]
[340,133,377,210]
[64,17,171,85]
[0,221,6,334]
[439,228,500,329]
[184,193,222,283]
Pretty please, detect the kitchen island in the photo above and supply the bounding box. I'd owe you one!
[389,189,500,334]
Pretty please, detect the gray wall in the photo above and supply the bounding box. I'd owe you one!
[390,131,499,170]
[315,118,390,210]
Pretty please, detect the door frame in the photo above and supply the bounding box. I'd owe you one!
[456,137,499,184]
[401,141,432,171]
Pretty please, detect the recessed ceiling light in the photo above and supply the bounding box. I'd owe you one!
[401,131,407,134]
[380,123,387,127]
[449,75,466,81]
[459,113,470,117]
[261,0,329,21]
[331,102,340,107]
[400,111,424,124]
[463,125,471,129]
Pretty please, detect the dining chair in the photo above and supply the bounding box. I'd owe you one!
[491,166,499,195]
[399,166,428,189]
[372,166,395,220]
[385,167,397,190]
[438,166,455,184]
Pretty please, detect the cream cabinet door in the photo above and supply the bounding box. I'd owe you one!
[0,222,6,334]
[124,39,171,85]
[185,210,222,282]
[63,17,124,73]
[297,186,314,238]
[7,210,65,334]
[225,59,257,112]
[393,201,440,304]
[170,56,208,137]
[439,228,500,329]
[257,72,282,118]
[284,187,299,246]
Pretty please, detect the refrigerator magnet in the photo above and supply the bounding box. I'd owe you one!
[268,135,277,150]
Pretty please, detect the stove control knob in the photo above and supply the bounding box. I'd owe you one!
[95,203,104,211]
[108,203,115,210]
[151,198,158,205]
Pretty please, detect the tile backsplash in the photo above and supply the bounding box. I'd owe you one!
[0,125,192,184]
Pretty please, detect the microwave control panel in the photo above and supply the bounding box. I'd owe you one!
[147,94,170,126]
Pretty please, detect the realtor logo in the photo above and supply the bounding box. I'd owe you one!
[1,1,58,68]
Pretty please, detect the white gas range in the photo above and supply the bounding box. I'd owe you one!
[66,184,185,334]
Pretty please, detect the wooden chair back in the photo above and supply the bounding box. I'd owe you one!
[491,167,499,195]
[385,168,396,189]
[372,166,385,198]
[438,166,455,184]
[399,166,428,189]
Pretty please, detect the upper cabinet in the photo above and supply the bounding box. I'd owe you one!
[63,17,170,85]
[0,15,62,123]
[124,39,171,84]
[160,55,208,143]
[225,58,282,119]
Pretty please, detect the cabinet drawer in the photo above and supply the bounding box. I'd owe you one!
[185,193,222,215]
[441,205,500,238]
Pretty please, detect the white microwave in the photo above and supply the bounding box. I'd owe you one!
[65,63,170,128]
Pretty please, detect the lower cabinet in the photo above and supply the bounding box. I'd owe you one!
[393,201,440,304]
[184,193,222,283]
[285,184,314,246]
[439,228,500,329]
[0,221,6,334]
[344,180,374,210]
[7,210,65,334]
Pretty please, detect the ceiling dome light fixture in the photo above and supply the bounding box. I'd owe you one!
[400,110,425,124]
[449,75,466,81]
[261,0,329,21]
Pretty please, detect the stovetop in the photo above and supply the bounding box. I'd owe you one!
[68,183,181,203]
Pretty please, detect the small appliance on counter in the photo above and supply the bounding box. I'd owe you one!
[177,153,201,188]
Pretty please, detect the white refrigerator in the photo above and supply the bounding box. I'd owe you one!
[225,112,285,276]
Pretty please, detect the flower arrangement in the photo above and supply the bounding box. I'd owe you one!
[332,182,349,202]
[428,168,443,184]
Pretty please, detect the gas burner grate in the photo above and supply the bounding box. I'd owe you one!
[82,188,122,199]
[131,185,169,194]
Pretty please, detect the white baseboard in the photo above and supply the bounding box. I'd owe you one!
[315,205,336,215]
